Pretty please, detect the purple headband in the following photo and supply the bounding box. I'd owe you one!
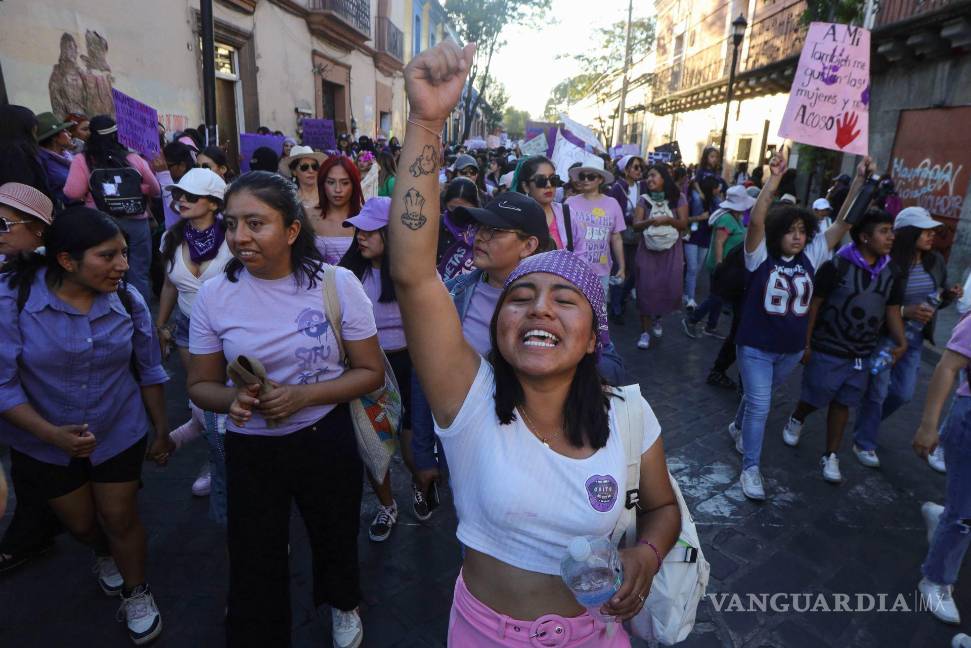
[358,151,375,165]
[504,250,609,358]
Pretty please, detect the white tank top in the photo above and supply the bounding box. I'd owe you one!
[164,238,234,317]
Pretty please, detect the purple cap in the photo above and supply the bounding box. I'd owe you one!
[504,250,609,359]
[343,197,390,231]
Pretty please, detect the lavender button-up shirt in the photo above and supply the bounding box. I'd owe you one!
[0,268,169,465]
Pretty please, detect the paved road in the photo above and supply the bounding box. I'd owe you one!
[1,292,968,647]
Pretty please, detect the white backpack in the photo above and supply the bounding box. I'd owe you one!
[609,384,710,645]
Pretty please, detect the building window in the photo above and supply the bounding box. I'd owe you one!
[414,15,422,57]
[737,137,753,162]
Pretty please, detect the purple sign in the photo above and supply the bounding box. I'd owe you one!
[111,89,160,159]
[301,118,336,151]
[239,133,285,172]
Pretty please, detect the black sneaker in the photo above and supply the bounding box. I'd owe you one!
[681,317,699,339]
[703,325,727,340]
[706,370,737,389]
[0,540,55,576]
[368,502,398,542]
[412,482,433,521]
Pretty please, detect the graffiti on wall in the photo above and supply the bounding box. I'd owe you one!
[48,31,115,119]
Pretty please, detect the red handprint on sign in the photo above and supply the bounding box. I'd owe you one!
[835,111,861,149]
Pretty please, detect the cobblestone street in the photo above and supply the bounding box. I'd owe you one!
[1,294,968,647]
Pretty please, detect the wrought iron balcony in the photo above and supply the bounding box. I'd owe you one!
[376,16,403,63]
[307,0,370,41]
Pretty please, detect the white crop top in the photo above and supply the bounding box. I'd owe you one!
[162,237,234,318]
[435,360,661,575]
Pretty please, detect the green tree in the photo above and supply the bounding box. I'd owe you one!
[543,74,599,120]
[568,17,656,84]
[445,0,552,142]
[482,80,509,131]
[502,107,531,139]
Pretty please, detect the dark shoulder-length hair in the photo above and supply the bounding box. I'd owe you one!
[487,282,612,450]
[318,156,364,216]
[85,115,132,169]
[222,171,324,287]
[764,205,819,258]
[441,177,480,212]
[338,229,396,303]
[889,224,943,282]
[515,155,555,194]
[647,163,681,209]
[3,206,124,291]
[160,197,224,272]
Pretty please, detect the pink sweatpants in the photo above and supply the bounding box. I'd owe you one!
[447,572,632,647]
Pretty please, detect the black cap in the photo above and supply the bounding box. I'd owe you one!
[453,193,550,247]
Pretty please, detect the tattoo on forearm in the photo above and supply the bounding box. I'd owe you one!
[401,188,427,230]
[408,145,438,177]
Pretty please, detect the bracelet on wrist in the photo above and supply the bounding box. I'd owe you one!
[637,539,663,575]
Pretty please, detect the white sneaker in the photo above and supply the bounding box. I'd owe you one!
[637,332,651,350]
[821,453,843,483]
[94,555,123,596]
[740,466,765,500]
[918,578,961,625]
[782,417,803,447]
[929,446,947,473]
[728,421,743,455]
[922,502,945,545]
[852,444,880,468]
[652,320,663,338]
[191,464,212,497]
[332,608,364,648]
[117,584,163,645]
[685,298,698,310]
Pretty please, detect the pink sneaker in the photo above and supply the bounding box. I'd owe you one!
[191,465,211,497]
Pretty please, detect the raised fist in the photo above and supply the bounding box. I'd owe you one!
[404,40,476,125]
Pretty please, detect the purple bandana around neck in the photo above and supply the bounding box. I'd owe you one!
[837,242,890,279]
[183,219,225,264]
[504,250,609,359]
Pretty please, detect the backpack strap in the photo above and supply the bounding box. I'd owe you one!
[321,265,347,365]
[609,384,646,548]
[563,203,574,252]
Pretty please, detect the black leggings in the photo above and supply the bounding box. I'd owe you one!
[224,404,363,647]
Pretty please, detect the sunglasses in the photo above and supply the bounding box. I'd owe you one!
[629,164,643,171]
[172,189,204,203]
[530,174,562,188]
[297,162,319,172]
[577,172,602,182]
[197,162,213,170]
[0,217,31,233]
[458,167,479,177]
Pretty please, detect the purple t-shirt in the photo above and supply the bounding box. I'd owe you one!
[946,313,971,396]
[462,279,503,357]
[361,267,405,351]
[190,266,377,435]
[565,194,626,276]
[316,235,354,265]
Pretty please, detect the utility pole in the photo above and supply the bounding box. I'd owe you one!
[201,0,217,145]
[614,0,634,146]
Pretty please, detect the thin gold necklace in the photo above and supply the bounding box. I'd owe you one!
[518,406,561,448]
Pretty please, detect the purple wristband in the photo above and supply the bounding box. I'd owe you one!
[637,539,663,575]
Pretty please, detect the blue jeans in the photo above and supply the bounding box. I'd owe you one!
[115,217,153,304]
[689,274,722,330]
[852,330,924,451]
[922,395,971,585]
[609,244,637,317]
[734,345,803,470]
[683,243,708,302]
[410,371,448,473]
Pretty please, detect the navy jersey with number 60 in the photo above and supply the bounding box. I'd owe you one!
[735,234,831,354]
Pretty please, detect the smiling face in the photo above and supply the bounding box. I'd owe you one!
[645,168,664,192]
[58,232,129,294]
[223,189,300,279]
[495,273,597,377]
[323,164,352,208]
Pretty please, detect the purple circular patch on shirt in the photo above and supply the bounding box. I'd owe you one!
[585,474,619,512]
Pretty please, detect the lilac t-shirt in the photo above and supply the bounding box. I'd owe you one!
[462,279,503,357]
[946,312,971,396]
[565,194,626,276]
[316,235,354,265]
[361,267,405,351]
[190,266,377,435]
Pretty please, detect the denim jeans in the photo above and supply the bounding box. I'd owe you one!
[922,395,971,585]
[410,371,448,473]
[734,345,803,470]
[689,274,722,330]
[609,243,637,317]
[683,243,708,302]
[852,329,924,451]
[115,217,153,304]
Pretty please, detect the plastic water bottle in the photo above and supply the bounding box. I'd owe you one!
[561,536,623,624]
[952,633,971,648]
[869,346,894,375]
[906,291,943,336]
[871,291,942,375]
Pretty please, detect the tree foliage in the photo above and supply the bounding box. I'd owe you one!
[445,0,552,142]
[801,0,865,25]
[502,106,531,139]
[482,80,509,131]
[543,73,600,120]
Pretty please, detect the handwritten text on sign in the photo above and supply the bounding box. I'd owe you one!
[111,89,161,159]
[778,23,870,156]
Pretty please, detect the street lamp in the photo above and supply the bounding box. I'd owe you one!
[718,13,748,173]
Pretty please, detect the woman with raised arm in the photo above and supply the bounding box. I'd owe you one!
[729,148,867,501]
[387,40,680,647]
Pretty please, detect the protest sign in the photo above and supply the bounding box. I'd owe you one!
[520,134,548,157]
[611,144,641,158]
[301,118,336,151]
[648,151,673,164]
[779,22,870,155]
[551,130,599,177]
[239,133,285,172]
[111,89,160,159]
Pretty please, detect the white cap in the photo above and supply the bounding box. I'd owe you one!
[779,193,797,205]
[568,536,592,562]
[165,167,227,201]
[812,198,832,211]
[894,206,942,231]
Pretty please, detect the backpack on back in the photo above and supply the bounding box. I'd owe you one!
[88,153,147,217]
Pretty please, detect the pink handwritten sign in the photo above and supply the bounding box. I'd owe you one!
[778,22,870,156]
